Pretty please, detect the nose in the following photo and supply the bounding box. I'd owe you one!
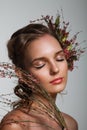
[49,61,59,75]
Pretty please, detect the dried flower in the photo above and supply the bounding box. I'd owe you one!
[0,62,16,78]
[30,14,86,70]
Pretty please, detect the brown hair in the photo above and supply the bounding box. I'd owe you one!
[7,23,58,105]
[7,23,57,70]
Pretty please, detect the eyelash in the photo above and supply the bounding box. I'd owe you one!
[34,56,65,69]
[56,57,65,62]
[56,56,65,62]
[34,64,45,69]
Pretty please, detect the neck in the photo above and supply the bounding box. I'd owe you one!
[51,94,57,102]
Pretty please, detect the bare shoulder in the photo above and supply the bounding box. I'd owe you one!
[0,123,22,130]
[62,112,78,130]
[0,109,26,130]
[0,108,57,130]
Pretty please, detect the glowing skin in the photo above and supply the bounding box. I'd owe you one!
[25,34,68,98]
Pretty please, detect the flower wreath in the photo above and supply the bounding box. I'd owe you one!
[30,14,85,70]
[0,13,86,78]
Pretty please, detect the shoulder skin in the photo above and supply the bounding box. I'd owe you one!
[0,108,62,130]
[62,112,78,130]
[0,109,24,130]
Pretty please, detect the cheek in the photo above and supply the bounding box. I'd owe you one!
[29,68,48,83]
[60,61,68,76]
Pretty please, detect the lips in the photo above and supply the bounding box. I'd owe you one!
[49,77,63,85]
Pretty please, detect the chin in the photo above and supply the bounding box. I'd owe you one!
[51,85,66,94]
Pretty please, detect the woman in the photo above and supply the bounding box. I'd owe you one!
[0,15,81,130]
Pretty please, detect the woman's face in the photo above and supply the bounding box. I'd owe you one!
[25,34,68,97]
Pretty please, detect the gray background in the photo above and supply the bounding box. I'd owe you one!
[0,0,87,129]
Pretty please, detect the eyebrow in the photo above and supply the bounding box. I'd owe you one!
[31,50,63,63]
[55,50,64,56]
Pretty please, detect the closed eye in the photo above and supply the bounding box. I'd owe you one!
[56,58,65,61]
[34,64,45,69]
[56,51,66,62]
[31,59,46,69]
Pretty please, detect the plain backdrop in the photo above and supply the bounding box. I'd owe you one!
[0,0,87,130]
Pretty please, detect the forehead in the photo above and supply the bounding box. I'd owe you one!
[26,34,62,59]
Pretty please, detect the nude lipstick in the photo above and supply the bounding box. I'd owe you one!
[50,77,63,85]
